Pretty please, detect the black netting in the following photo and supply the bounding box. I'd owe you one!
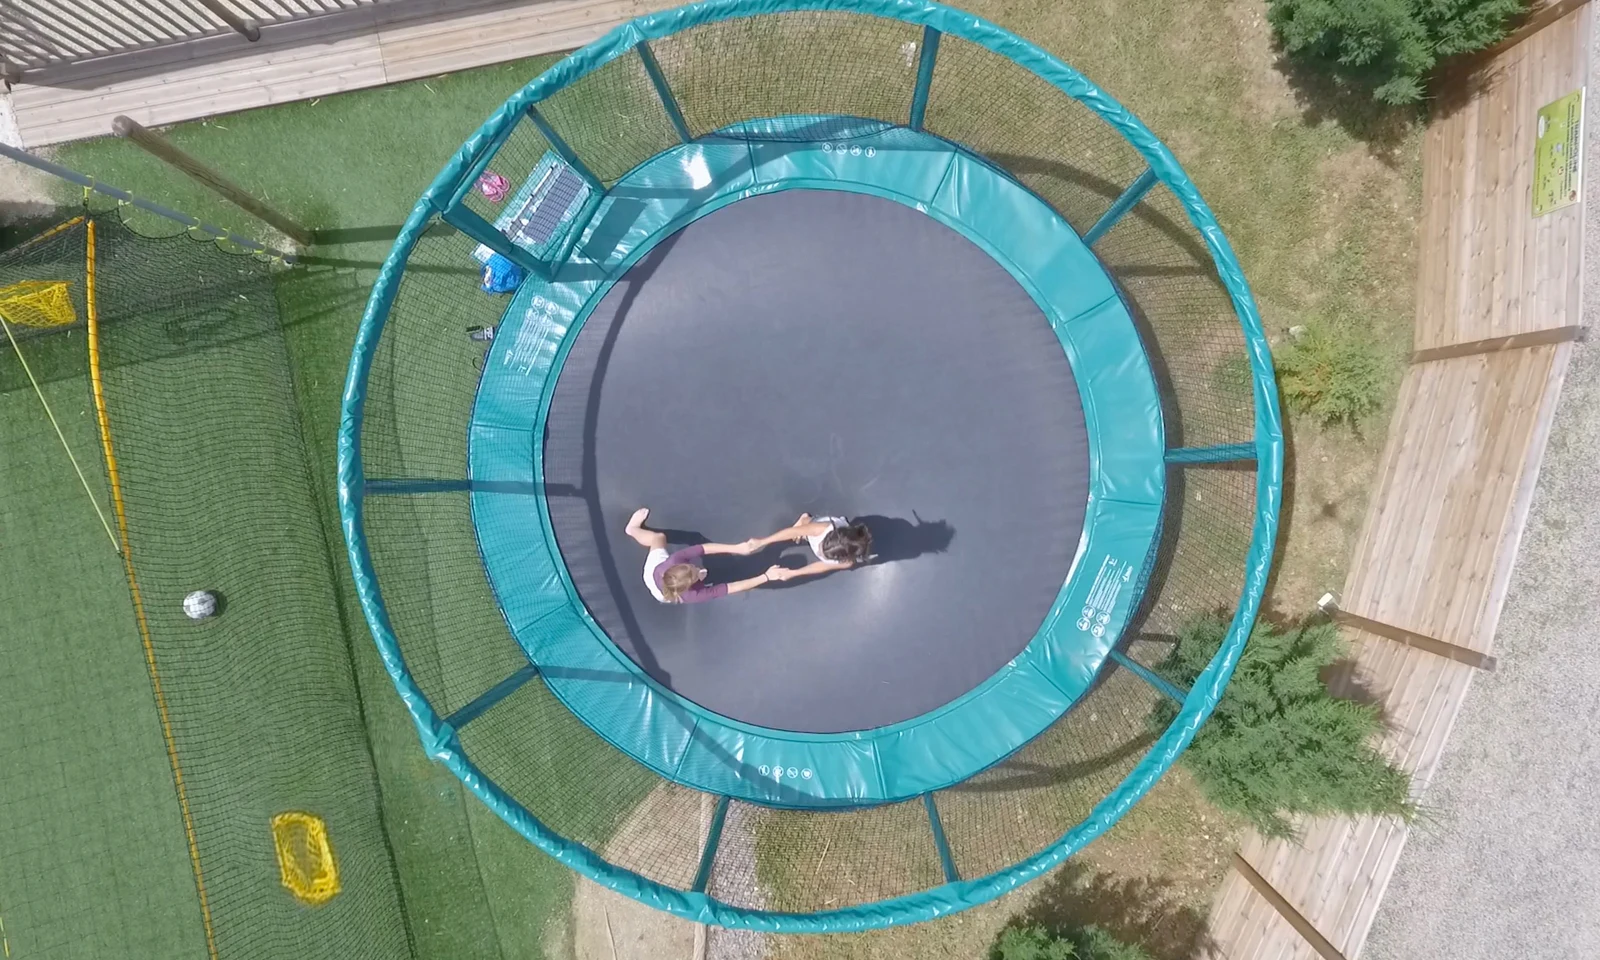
[923,36,1148,235]
[1,214,414,959]
[537,51,683,185]
[1096,183,1257,449]
[652,12,922,136]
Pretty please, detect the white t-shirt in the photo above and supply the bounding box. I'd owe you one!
[807,517,851,565]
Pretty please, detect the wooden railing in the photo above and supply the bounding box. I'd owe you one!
[0,0,383,79]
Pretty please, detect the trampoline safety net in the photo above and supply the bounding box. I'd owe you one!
[341,0,1282,933]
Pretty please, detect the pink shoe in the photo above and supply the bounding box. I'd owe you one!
[477,171,511,203]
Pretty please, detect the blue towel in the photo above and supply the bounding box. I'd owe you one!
[481,253,525,294]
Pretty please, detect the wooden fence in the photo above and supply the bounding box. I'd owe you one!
[1207,4,1590,958]
[0,1,390,80]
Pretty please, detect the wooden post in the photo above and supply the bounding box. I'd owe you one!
[1231,852,1351,960]
[1410,325,1584,364]
[1319,594,1497,671]
[196,0,261,41]
[112,116,312,245]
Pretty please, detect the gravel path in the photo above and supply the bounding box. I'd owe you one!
[1363,29,1600,959]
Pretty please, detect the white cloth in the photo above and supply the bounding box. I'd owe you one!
[807,516,850,565]
[642,546,670,602]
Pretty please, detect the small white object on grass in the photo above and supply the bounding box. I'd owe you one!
[183,590,217,620]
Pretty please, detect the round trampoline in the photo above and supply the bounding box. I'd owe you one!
[342,0,1282,934]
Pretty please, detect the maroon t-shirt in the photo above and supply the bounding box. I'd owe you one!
[653,544,728,603]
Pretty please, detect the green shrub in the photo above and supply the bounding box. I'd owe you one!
[1268,0,1527,104]
[1149,615,1414,838]
[1274,325,1384,425]
[992,924,1152,960]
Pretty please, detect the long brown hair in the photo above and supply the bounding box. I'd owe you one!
[820,522,873,564]
[660,563,700,602]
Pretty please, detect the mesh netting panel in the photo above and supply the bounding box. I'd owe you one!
[652,11,922,137]
[360,219,500,482]
[1128,465,1259,648]
[0,220,215,960]
[86,217,411,959]
[362,492,528,716]
[536,51,683,185]
[936,669,1159,881]
[452,681,666,873]
[1096,183,1257,449]
[922,37,1147,235]
[711,798,944,913]
[455,119,559,238]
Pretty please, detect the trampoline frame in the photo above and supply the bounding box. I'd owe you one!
[339,0,1283,932]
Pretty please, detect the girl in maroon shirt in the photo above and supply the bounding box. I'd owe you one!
[625,507,779,604]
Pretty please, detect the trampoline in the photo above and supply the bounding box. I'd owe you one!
[342,0,1282,933]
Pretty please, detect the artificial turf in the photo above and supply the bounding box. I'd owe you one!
[0,327,208,960]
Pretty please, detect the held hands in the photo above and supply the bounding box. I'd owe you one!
[734,538,764,555]
[765,565,795,582]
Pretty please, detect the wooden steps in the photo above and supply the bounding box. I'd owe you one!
[8,0,675,147]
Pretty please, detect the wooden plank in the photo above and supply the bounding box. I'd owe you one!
[1327,608,1497,670]
[7,0,677,147]
[1230,853,1349,960]
[1411,324,1582,362]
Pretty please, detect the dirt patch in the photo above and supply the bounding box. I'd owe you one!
[1226,0,1300,124]
[572,786,710,960]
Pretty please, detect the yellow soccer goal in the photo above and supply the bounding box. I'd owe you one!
[270,812,341,907]
[0,279,76,329]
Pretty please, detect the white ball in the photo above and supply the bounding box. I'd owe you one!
[183,590,217,620]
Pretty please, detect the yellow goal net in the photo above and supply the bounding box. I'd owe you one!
[270,812,342,907]
[0,279,76,329]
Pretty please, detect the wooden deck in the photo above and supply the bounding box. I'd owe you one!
[6,0,677,147]
[1207,5,1589,958]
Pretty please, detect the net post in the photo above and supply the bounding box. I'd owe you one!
[909,25,942,131]
[444,663,541,730]
[1109,649,1188,703]
[1166,443,1257,464]
[527,107,603,192]
[1083,166,1159,246]
[690,796,730,893]
[637,41,692,144]
[436,201,544,277]
[923,793,960,882]
[112,115,312,245]
[365,478,473,495]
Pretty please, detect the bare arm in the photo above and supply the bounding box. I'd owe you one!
[701,540,761,556]
[768,559,849,583]
[756,513,831,548]
[723,567,783,595]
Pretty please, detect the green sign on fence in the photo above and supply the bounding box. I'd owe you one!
[1534,88,1584,217]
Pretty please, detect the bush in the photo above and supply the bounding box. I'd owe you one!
[992,924,1152,960]
[1268,0,1527,104]
[1274,324,1384,425]
[1149,615,1414,838]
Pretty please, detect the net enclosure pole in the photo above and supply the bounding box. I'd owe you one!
[1108,649,1188,703]
[112,116,312,245]
[436,202,544,276]
[527,107,603,192]
[909,26,941,131]
[923,793,959,882]
[637,42,692,143]
[0,141,293,261]
[690,796,730,893]
[1083,166,1159,246]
